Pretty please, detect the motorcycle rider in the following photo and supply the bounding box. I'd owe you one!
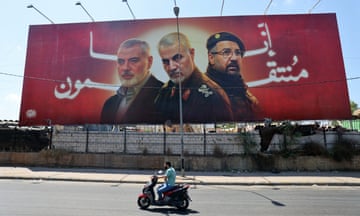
[157,161,176,200]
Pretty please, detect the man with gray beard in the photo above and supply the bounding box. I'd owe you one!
[101,39,164,124]
[155,32,233,123]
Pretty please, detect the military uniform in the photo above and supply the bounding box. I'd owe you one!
[101,75,164,124]
[154,68,233,123]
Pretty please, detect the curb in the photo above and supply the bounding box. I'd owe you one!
[2,176,360,186]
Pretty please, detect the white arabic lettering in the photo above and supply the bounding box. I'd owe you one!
[54,22,311,100]
[247,55,309,87]
[245,23,272,57]
[245,22,310,87]
[54,77,118,99]
[89,31,117,61]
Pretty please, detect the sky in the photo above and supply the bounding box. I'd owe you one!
[1,0,359,121]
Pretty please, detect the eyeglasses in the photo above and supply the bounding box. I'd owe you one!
[211,48,244,58]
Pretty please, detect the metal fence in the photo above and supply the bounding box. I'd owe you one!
[52,127,360,156]
[52,129,258,155]
[2,122,360,155]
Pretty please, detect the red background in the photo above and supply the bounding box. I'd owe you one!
[20,13,351,125]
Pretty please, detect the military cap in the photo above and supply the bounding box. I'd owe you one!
[206,32,246,52]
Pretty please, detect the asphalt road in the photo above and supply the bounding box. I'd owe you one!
[1,180,360,216]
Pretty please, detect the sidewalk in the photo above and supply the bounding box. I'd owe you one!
[1,166,360,186]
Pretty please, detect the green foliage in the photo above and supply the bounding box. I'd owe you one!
[216,123,236,129]
[239,132,257,155]
[350,100,358,114]
[279,121,301,151]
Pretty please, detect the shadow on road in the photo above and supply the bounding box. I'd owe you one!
[250,191,286,207]
[141,207,199,215]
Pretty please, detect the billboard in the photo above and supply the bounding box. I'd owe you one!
[20,13,351,125]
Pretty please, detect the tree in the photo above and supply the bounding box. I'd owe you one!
[350,101,359,114]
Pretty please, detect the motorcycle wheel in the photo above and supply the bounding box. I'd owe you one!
[176,199,189,210]
[137,197,151,209]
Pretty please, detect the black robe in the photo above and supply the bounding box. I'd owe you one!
[206,67,259,121]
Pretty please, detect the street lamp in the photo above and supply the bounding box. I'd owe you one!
[27,4,54,24]
[173,1,185,177]
[264,0,273,15]
[308,0,321,14]
[122,0,136,20]
[75,1,95,22]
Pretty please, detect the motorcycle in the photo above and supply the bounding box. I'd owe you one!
[137,173,192,210]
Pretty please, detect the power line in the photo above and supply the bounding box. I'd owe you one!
[1,71,359,90]
[249,76,360,89]
[220,0,225,16]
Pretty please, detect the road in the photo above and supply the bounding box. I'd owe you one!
[0,180,359,216]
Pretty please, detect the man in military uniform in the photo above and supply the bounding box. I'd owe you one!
[155,32,233,123]
[206,32,260,121]
[101,39,164,124]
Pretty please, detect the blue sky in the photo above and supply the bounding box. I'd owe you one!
[1,0,359,120]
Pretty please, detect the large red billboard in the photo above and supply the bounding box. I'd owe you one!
[20,13,351,125]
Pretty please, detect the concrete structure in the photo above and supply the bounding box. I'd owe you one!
[52,128,360,155]
[1,152,360,172]
[1,166,360,186]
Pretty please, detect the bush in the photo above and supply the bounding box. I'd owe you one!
[213,145,226,157]
[302,141,328,156]
[252,153,276,171]
[331,139,356,162]
[239,132,257,155]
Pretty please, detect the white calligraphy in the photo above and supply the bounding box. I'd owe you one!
[54,23,310,99]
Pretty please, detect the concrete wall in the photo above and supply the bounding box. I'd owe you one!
[52,130,360,155]
[1,152,359,172]
[4,129,349,171]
